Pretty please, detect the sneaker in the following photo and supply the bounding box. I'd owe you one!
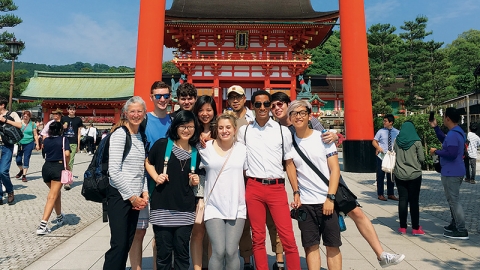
[443,224,456,233]
[243,263,254,270]
[273,262,285,270]
[443,230,469,240]
[64,184,71,191]
[464,178,470,183]
[51,214,64,226]
[379,252,405,268]
[470,179,476,184]
[412,226,425,236]
[36,226,51,235]
[398,227,406,234]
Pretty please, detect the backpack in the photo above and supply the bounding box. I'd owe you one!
[0,112,23,145]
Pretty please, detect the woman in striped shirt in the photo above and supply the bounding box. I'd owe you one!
[103,96,148,270]
[146,110,202,270]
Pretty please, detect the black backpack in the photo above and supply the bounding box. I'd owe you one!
[0,112,23,145]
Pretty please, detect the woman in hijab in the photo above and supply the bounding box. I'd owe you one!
[393,121,425,236]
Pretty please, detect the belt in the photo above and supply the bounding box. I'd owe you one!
[251,178,285,185]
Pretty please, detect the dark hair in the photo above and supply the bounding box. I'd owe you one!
[23,110,32,118]
[150,81,171,94]
[0,98,7,107]
[166,110,200,145]
[470,123,478,133]
[271,92,291,105]
[251,90,271,103]
[177,83,197,98]
[193,95,218,122]
[67,104,76,109]
[445,107,460,123]
[384,114,395,124]
[48,122,63,137]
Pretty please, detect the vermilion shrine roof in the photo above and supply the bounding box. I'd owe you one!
[166,0,338,20]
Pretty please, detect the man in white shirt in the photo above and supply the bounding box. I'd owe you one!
[465,123,480,184]
[85,123,97,155]
[237,90,301,270]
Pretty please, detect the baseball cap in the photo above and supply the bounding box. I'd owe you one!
[227,85,245,96]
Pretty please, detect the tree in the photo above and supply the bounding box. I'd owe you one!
[304,30,342,75]
[0,0,23,61]
[162,61,179,74]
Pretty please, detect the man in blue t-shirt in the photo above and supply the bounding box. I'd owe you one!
[429,107,469,240]
[129,81,172,270]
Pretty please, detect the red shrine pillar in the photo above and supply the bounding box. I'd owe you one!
[134,0,166,112]
[339,0,376,172]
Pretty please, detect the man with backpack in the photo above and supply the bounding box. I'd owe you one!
[465,123,480,184]
[0,98,22,205]
[429,107,469,240]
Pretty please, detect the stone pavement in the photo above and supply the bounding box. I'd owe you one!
[1,152,479,269]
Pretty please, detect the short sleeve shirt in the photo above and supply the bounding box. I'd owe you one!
[61,116,83,145]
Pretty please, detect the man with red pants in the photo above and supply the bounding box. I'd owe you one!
[237,90,301,270]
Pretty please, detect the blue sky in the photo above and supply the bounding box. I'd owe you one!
[10,0,479,67]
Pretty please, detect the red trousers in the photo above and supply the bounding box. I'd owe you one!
[245,179,301,270]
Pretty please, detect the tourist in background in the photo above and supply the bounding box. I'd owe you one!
[36,121,70,235]
[465,123,480,184]
[146,110,202,270]
[61,104,83,190]
[393,121,425,236]
[103,96,148,269]
[199,112,247,270]
[85,123,98,155]
[15,110,40,182]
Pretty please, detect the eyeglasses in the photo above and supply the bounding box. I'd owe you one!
[271,101,284,109]
[152,93,171,100]
[289,110,309,118]
[253,101,271,108]
[128,110,144,115]
[178,125,195,131]
[228,94,244,101]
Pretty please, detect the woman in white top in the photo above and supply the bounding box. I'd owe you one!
[199,112,247,270]
[285,100,342,270]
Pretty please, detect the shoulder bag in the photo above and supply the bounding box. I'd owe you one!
[195,142,234,224]
[61,137,73,185]
[292,136,358,215]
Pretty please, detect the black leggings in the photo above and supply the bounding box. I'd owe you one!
[395,175,422,229]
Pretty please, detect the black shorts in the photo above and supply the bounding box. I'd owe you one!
[297,204,342,248]
[42,161,64,182]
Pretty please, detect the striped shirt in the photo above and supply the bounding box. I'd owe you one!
[108,127,147,201]
[467,132,480,159]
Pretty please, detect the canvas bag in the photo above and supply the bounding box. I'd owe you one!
[61,137,73,185]
[381,150,396,173]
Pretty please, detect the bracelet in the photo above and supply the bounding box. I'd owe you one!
[293,190,300,196]
[130,196,137,204]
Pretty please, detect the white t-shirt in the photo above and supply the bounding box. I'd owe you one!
[285,130,338,204]
[199,140,247,221]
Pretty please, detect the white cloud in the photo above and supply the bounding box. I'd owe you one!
[365,0,401,24]
[430,0,479,24]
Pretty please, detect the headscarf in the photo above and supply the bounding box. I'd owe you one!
[396,121,421,150]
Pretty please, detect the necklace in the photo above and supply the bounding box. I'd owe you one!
[179,159,188,171]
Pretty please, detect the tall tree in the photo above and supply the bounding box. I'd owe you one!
[398,16,432,109]
[304,30,342,75]
[367,23,401,116]
[0,0,23,60]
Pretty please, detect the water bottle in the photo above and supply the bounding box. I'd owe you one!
[338,212,347,232]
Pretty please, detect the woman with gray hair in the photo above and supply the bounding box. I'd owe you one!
[104,96,149,270]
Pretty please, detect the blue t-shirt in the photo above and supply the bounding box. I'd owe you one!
[43,136,71,162]
[145,112,171,150]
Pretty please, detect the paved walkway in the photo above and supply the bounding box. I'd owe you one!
[1,152,479,269]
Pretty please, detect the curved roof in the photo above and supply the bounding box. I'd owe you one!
[21,71,134,100]
[166,0,338,20]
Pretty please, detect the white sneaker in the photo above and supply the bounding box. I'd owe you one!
[36,226,51,235]
[51,214,64,226]
[379,252,405,268]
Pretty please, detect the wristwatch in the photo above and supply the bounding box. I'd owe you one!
[293,190,300,196]
[326,194,336,200]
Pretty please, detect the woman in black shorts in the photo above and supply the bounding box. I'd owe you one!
[36,121,70,235]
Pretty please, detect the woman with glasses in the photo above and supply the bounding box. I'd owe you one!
[146,110,203,270]
[191,95,218,270]
[285,100,343,270]
[103,96,149,269]
[199,112,247,270]
[15,110,40,182]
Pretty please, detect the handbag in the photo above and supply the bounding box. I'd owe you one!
[194,142,234,224]
[381,150,396,173]
[292,137,358,215]
[60,137,73,185]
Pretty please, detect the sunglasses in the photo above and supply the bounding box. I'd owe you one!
[271,101,284,109]
[253,101,271,108]
[152,93,171,100]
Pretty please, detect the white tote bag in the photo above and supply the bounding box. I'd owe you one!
[381,150,396,173]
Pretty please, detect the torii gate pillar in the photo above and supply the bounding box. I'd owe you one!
[134,0,166,112]
[339,0,376,172]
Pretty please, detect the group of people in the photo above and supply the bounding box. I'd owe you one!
[100,82,405,270]
[373,109,474,240]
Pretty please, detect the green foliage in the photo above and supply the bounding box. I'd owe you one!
[12,99,41,112]
[374,113,443,170]
[162,61,179,74]
[304,30,342,75]
[0,0,22,61]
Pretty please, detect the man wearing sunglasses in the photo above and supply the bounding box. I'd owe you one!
[237,90,301,270]
[130,81,173,270]
[170,82,197,119]
[270,92,405,268]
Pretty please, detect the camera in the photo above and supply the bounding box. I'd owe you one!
[290,208,307,222]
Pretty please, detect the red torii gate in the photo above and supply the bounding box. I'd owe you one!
[133,0,375,172]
